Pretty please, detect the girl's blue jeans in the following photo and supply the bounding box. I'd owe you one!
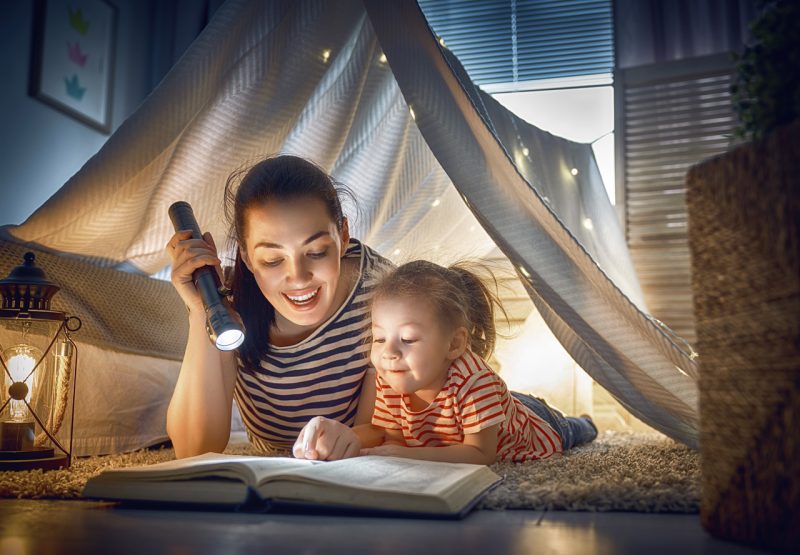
[511,392,597,450]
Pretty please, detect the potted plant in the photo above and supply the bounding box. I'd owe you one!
[686,0,799,552]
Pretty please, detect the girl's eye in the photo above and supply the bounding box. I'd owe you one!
[402,338,418,344]
[261,259,282,268]
[308,248,329,259]
[373,338,385,344]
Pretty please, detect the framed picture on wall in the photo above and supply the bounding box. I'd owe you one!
[29,0,117,133]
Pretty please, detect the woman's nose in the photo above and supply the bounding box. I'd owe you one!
[287,257,310,282]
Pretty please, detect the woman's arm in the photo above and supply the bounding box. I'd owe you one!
[361,425,499,465]
[166,310,238,458]
[165,229,237,458]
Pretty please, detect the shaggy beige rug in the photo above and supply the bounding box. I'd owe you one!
[0,431,699,512]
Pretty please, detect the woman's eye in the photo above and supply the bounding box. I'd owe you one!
[308,248,329,259]
[402,338,418,344]
[261,259,282,268]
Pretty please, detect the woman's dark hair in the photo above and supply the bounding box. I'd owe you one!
[371,260,506,359]
[224,154,348,370]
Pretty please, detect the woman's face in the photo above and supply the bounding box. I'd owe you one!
[241,196,349,330]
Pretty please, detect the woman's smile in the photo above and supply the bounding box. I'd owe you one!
[283,286,321,309]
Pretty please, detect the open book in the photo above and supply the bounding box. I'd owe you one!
[82,453,502,518]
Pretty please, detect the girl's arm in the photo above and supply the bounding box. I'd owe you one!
[352,368,384,448]
[361,425,499,465]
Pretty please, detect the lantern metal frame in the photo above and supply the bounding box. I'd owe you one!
[0,252,81,471]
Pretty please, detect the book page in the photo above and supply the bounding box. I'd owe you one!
[94,453,318,486]
[264,456,480,496]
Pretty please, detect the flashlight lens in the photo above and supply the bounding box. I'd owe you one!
[216,329,245,351]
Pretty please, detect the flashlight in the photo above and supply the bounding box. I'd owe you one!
[168,201,245,351]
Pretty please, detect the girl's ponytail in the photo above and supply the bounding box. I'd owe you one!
[449,264,504,359]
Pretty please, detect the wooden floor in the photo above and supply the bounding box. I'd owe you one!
[0,500,772,554]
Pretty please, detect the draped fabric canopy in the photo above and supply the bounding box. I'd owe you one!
[2,0,699,451]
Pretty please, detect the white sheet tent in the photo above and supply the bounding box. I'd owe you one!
[0,0,698,455]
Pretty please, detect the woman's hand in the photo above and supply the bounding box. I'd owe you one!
[293,416,361,460]
[166,229,224,312]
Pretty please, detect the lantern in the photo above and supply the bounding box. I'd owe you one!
[0,252,80,470]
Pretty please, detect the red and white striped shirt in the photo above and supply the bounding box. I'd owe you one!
[372,350,563,462]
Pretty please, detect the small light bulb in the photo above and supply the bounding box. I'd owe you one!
[522,147,529,157]
[431,199,441,207]
[518,266,531,278]
[4,344,40,422]
[409,107,416,120]
[322,49,331,62]
[393,248,401,256]
[438,37,446,47]
[570,168,579,176]
[378,52,387,64]
[582,218,594,230]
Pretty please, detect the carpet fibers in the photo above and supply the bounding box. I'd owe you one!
[0,431,699,512]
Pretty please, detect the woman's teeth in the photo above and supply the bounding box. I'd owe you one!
[286,289,318,305]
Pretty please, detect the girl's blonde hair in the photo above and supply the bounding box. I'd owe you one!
[371,260,506,359]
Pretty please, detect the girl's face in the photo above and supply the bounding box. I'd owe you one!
[241,196,349,330]
[370,296,466,402]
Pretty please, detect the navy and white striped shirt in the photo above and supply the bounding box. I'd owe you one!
[234,239,392,452]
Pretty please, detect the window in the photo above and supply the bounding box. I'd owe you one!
[419,1,623,425]
[418,0,613,86]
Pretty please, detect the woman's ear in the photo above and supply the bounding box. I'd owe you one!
[448,327,469,360]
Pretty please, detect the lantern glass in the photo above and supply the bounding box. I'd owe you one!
[0,251,80,470]
[0,316,75,468]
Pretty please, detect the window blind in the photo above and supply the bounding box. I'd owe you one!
[418,0,613,86]
[618,55,738,345]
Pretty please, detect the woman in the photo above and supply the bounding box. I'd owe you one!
[166,155,392,458]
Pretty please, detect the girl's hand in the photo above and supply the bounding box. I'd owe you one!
[293,416,361,461]
[166,229,224,313]
[359,442,409,458]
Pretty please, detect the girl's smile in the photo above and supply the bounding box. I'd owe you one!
[370,296,467,406]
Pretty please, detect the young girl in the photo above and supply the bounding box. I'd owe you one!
[300,260,597,464]
[166,155,392,458]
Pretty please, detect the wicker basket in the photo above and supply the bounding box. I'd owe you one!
[686,120,799,552]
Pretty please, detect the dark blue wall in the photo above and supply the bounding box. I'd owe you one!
[0,0,214,226]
